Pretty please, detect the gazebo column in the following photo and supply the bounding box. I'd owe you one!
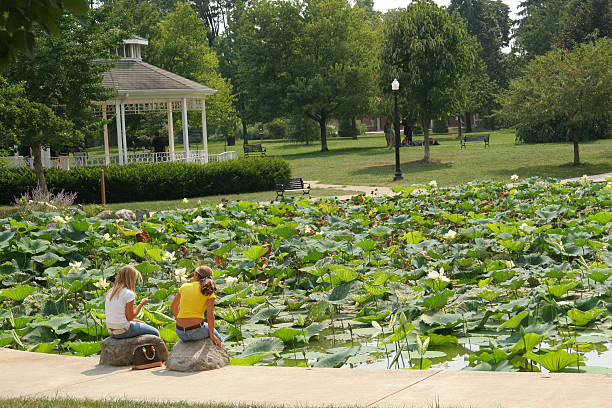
[182,97,190,161]
[102,105,110,166]
[115,100,123,165]
[167,102,175,161]
[121,103,128,164]
[201,98,208,164]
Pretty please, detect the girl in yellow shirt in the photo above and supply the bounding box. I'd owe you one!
[171,265,223,346]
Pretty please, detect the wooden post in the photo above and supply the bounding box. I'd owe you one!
[100,169,106,206]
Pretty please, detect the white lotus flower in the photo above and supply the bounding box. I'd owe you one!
[217,203,224,209]
[94,279,110,290]
[52,215,66,225]
[506,260,515,269]
[183,198,188,203]
[225,276,238,284]
[510,174,519,181]
[193,216,204,224]
[69,261,82,272]
[428,267,450,282]
[605,182,612,189]
[246,220,255,227]
[304,225,315,234]
[581,174,589,181]
[102,233,111,241]
[519,223,529,231]
[174,268,187,282]
[162,251,176,262]
[442,229,457,240]
[429,180,438,188]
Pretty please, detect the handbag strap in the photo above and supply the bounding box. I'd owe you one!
[142,345,156,361]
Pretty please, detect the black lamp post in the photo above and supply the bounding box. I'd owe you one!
[392,79,402,180]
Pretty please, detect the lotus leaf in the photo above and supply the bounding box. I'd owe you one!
[524,350,583,372]
[567,307,605,326]
[314,346,359,368]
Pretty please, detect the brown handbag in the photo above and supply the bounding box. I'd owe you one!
[132,344,162,370]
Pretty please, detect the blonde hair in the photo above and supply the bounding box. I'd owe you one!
[194,265,216,296]
[107,265,142,300]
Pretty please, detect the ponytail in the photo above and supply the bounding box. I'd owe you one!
[194,265,216,296]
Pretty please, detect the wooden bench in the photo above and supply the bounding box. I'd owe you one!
[275,178,311,201]
[460,134,490,148]
[244,143,266,157]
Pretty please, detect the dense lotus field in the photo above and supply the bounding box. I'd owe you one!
[1,177,611,372]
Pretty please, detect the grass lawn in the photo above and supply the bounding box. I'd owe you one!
[260,130,612,187]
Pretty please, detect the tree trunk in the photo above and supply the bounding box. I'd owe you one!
[465,113,472,133]
[457,115,462,139]
[571,126,580,165]
[32,144,48,194]
[351,116,357,140]
[242,119,248,145]
[422,119,431,162]
[319,115,328,152]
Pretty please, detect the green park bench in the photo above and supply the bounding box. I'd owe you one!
[460,134,490,148]
[244,143,266,157]
[275,178,311,201]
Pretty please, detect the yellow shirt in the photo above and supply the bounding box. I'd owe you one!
[177,282,216,319]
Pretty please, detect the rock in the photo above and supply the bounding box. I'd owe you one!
[99,335,168,366]
[133,209,151,221]
[114,209,136,220]
[96,210,114,219]
[166,339,229,372]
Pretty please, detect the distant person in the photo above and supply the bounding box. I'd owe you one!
[105,266,159,339]
[150,132,165,153]
[171,265,223,347]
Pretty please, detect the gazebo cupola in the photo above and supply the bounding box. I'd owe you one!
[112,36,148,61]
[94,36,217,166]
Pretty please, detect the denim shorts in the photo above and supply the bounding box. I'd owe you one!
[176,322,224,343]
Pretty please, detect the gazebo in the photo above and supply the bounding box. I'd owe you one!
[93,36,219,166]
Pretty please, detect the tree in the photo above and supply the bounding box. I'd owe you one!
[555,0,612,49]
[497,38,612,165]
[4,12,120,191]
[147,2,236,136]
[0,76,75,192]
[513,0,571,57]
[230,0,376,152]
[190,0,237,47]
[380,0,477,162]
[0,0,89,68]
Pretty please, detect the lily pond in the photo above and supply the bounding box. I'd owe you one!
[1,177,611,373]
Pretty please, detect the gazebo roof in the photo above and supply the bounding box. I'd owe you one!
[97,59,217,99]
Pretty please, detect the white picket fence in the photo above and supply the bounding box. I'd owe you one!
[2,150,238,170]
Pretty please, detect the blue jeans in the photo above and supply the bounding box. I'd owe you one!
[176,322,224,343]
[109,321,160,339]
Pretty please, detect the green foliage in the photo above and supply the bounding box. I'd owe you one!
[498,38,612,165]
[432,119,448,134]
[513,0,571,57]
[0,157,291,204]
[380,0,477,161]
[516,117,611,144]
[555,0,612,50]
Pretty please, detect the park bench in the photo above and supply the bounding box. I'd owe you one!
[244,143,266,157]
[275,178,311,201]
[460,134,490,148]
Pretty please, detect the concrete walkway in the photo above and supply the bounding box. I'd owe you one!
[1,349,611,407]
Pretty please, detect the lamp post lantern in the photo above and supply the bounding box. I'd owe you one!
[392,79,402,180]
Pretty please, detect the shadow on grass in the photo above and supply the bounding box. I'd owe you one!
[490,162,612,180]
[277,146,387,160]
[350,159,453,176]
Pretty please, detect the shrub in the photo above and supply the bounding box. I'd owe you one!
[516,117,611,143]
[0,157,291,205]
[433,119,449,133]
[338,117,353,138]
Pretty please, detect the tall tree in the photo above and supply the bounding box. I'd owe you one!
[380,0,477,162]
[231,0,376,152]
[147,2,236,135]
[190,0,237,47]
[497,38,612,165]
[555,0,612,49]
[4,12,120,191]
[0,0,89,68]
[513,0,571,57]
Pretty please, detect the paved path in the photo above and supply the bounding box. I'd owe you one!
[1,349,612,407]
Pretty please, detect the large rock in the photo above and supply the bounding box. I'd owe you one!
[114,209,136,220]
[166,339,229,372]
[99,335,168,366]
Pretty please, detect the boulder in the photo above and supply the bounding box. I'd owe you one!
[99,335,168,366]
[96,210,114,219]
[133,209,151,221]
[166,339,229,372]
[115,209,136,220]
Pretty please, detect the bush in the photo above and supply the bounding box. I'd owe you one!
[433,119,448,133]
[516,117,611,143]
[0,157,291,205]
[338,117,353,138]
